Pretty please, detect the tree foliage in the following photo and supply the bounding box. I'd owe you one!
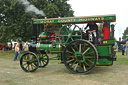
[0,0,74,43]
[122,27,128,40]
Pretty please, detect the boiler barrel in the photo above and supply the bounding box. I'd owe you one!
[37,43,62,54]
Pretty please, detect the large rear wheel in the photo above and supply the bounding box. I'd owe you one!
[63,39,98,74]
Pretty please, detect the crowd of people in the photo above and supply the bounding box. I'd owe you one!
[3,45,12,51]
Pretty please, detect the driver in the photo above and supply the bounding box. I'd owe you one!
[84,22,99,45]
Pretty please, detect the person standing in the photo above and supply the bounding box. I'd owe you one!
[87,22,99,45]
[14,43,21,61]
[3,45,6,51]
[101,21,110,40]
[23,41,29,53]
[113,40,118,52]
[126,40,128,60]
[122,44,126,55]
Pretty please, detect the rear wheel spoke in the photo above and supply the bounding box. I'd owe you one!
[79,44,81,53]
[72,60,77,66]
[84,62,91,68]
[83,47,90,55]
[66,51,74,55]
[74,63,78,71]
[86,59,93,64]
[71,47,76,53]
[83,63,87,71]
[67,59,75,63]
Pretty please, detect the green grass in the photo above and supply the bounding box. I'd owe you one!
[0,50,24,60]
[0,50,128,65]
[0,50,60,63]
[114,52,128,65]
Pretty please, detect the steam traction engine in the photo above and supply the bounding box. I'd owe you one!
[20,14,116,74]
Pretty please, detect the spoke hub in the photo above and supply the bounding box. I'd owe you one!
[27,61,31,64]
[75,52,85,63]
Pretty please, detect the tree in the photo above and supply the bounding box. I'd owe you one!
[0,0,74,43]
[29,0,74,18]
[122,27,128,40]
[0,0,33,42]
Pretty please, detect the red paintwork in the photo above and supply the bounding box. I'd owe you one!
[0,44,3,50]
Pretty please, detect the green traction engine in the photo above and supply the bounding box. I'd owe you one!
[20,14,116,74]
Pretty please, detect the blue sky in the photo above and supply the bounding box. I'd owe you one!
[68,0,128,40]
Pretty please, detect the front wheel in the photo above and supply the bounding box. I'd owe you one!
[20,52,39,72]
[63,39,98,74]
